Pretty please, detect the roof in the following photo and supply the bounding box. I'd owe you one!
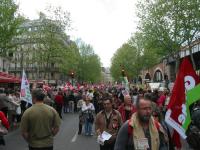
[0,72,21,83]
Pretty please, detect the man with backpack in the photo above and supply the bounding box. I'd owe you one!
[114,96,169,150]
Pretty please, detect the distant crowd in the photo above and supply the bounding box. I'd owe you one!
[0,83,199,150]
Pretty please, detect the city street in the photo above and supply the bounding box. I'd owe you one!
[0,114,99,150]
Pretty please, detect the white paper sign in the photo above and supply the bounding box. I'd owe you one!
[136,138,149,149]
[97,131,112,145]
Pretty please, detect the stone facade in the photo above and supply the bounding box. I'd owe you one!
[8,18,70,83]
[0,57,10,73]
[140,61,171,83]
[140,39,200,84]
[101,67,113,83]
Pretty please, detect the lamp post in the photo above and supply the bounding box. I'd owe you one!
[121,67,129,92]
[121,68,125,77]
[70,71,74,86]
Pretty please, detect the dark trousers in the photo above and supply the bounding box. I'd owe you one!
[78,122,82,134]
[0,136,5,145]
[1,107,8,117]
[55,104,62,119]
[100,143,114,150]
[29,146,53,150]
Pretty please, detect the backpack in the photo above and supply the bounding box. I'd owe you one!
[186,124,200,150]
[186,106,200,150]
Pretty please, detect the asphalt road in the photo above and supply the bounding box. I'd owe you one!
[0,113,99,150]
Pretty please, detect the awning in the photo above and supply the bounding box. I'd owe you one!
[0,72,21,83]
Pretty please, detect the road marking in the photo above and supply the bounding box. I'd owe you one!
[71,131,78,143]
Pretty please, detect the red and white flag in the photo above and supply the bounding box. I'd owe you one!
[43,84,51,92]
[20,69,32,105]
[165,57,200,148]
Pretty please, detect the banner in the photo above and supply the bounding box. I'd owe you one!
[121,76,129,92]
[165,57,200,143]
[183,84,200,130]
[20,69,32,105]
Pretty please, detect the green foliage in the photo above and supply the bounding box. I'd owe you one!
[24,7,73,79]
[0,0,24,57]
[7,5,101,82]
[11,6,74,80]
[110,43,139,81]
[136,0,200,68]
[111,0,200,81]
[77,41,102,83]
[60,41,81,75]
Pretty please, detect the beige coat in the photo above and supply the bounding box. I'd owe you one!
[95,109,123,143]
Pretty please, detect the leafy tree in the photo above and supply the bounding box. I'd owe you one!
[0,0,24,55]
[136,0,200,70]
[77,41,102,83]
[11,6,74,80]
[36,8,71,79]
[110,43,139,81]
[0,0,24,71]
[129,32,160,72]
[16,6,72,80]
[60,41,81,77]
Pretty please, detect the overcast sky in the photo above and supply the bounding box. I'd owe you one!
[16,0,138,67]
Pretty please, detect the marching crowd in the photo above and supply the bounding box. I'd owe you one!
[0,84,200,150]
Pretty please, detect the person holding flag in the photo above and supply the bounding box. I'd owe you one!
[165,57,200,149]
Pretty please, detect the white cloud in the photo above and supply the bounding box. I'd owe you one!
[16,0,138,67]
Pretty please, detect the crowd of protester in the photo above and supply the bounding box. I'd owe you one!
[0,83,199,150]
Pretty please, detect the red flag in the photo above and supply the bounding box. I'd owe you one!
[165,57,200,148]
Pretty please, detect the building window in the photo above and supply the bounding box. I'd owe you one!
[153,70,163,82]
[51,73,54,78]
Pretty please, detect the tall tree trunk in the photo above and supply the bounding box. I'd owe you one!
[175,52,180,75]
[189,44,196,70]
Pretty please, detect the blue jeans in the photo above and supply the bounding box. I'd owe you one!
[84,120,92,135]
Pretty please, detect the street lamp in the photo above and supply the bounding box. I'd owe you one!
[121,69,125,77]
[70,71,75,86]
[71,72,74,78]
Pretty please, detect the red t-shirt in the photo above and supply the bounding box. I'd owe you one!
[118,104,136,122]
[0,111,9,129]
[55,95,64,105]
[157,95,166,107]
